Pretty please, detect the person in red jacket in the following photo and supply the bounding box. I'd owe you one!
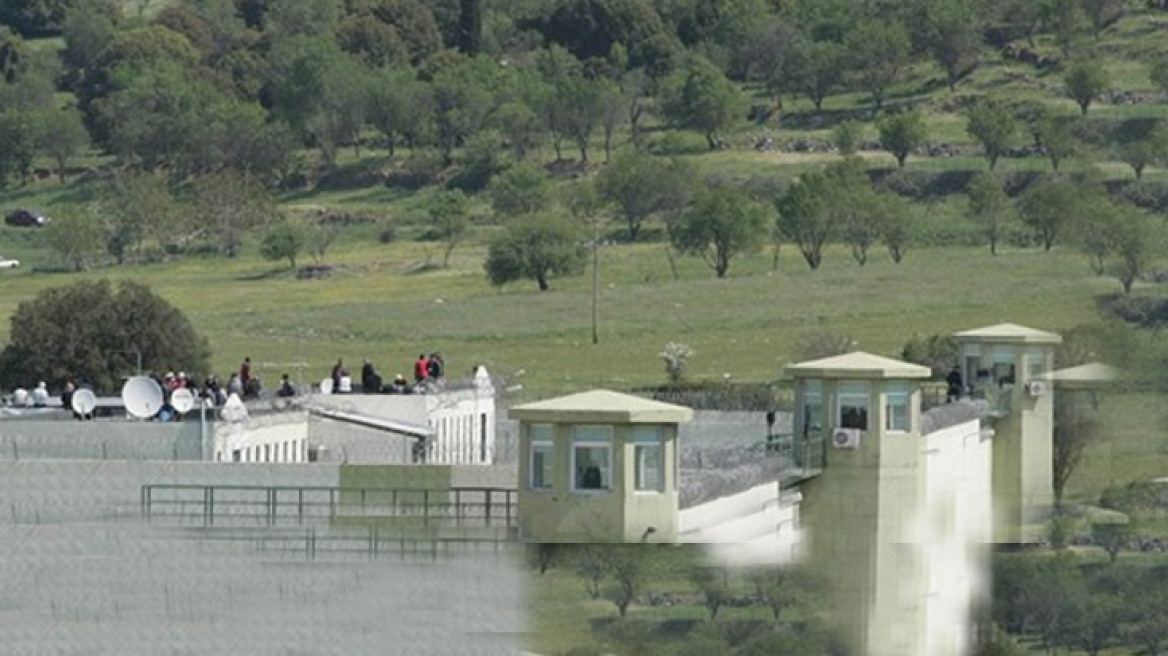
[414,354,429,382]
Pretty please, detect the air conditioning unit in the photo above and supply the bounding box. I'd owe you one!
[832,428,862,449]
[1027,381,1047,397]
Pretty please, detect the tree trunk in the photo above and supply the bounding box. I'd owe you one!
[665,246,680,281]
[537,273,549,292]
[990,238,998,256]
[706,132,718,150]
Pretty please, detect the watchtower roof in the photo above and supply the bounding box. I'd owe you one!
[784,351,930,380]
[953,323,1062,344]
[509,389,693,424]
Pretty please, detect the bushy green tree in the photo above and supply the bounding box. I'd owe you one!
[484,213,586,291]
[1064,59,1110,115]
[260,221,307,269]
[780,37,845,112]
[967,171,1016,255]
[670,185,770,277]
[1034,110,1078,171]
[844,18,910,114]
[597,152,693,241]
[877,109,926,168]
[429,55,503,164]
[191,170,281,257]
[489,164,552,216]
[42,208,103,272]
[922,0,983,91]
[1018,176,1077,251]
[0,280,211,393]
[832,120,862,155]
[966,99,1019,170]
[1044,0,1089,57]
[428,189,471,267]
[1079,0,1125,39]
[1115,122,1168,180]
[34,106,88,183]
[1109,204,1159,295]
[659,54,744,150]
[95,173,186,263]
[776,167,834,270]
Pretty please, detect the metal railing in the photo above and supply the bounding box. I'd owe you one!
[180,525,519,561]
[141,484,517,529]
[764,431,826,485]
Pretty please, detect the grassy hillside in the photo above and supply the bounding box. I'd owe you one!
[1,0,1166,506]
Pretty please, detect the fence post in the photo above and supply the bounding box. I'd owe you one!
[455,489,461,527]
[505,490,513,527]
[268,488,276,526]
[297,488,304,525]
[422,490,429,527]
[485,489,492,527]
[203,486,212,526]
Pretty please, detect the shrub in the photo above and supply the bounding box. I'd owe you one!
[378,225,397,244]
[832,120,862,155]
[659,342,694,386]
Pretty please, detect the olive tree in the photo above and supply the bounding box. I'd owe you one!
[670,186,770,278]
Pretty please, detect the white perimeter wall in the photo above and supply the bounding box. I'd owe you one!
[918,420,993,656]
[217,387,498,466]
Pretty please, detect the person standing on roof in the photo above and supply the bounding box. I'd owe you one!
[426,353,443,380]
[331,358,344,392]
[32,381,49,407]
[414,354,428,383]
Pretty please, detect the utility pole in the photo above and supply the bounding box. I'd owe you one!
[592,221,599,346]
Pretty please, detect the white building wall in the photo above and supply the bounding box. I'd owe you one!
[918,420,993,656]
[219,371,497,466]
[214,413,309,464]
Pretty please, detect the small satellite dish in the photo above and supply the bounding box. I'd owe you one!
[71,388,96,416]
[320,378,334,394]
[171,388,195,414]
[122,376,164,419]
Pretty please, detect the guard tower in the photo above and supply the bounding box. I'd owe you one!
[785,352,932,656]
[510,390,692,543]
[953,323,1061,544]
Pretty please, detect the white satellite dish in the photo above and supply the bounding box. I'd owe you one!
[121,376,164,419]
[171,388,195,414]
[71,388,96,416]
[320,378,334,394]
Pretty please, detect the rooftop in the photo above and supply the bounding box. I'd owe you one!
[1042,362,1120,390]
[784,351,931,380]
[508,389,694,424]
[952,323,1062,345]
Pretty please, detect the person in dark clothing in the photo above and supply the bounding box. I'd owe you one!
[414,354,428,383]
[946,365,964,401]
[61,381,76,418]
[426,353,443,379]
[240,357,252,387]
[331,358,344,392]
[277,374,296,398]
[361,359,382,393]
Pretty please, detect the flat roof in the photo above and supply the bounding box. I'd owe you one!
[784,351,930,380]
[509,389,693,424]
[953,323,1062,344]
[1042,363,1119,389]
